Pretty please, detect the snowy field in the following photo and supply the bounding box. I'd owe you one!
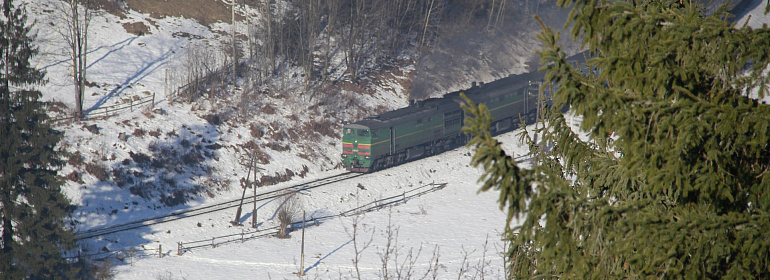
[17,0,770,279]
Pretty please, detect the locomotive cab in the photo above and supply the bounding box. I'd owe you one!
[342,124,374,172]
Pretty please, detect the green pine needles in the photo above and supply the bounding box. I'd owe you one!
[1,0,77,278]
[462,0,770,278]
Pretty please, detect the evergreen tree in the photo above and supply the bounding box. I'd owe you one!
[462,0,770,278]
[1,0,77,278]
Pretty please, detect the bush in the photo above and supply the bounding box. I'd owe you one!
[129,151,151,166]
[249,123,263,138]
[160,190,186,207]
[85,162,109,181]
[204,113,221,125]
[132,128,146,137]
[275,191,302,239]
[129,183,152,199]
[148,129,160,138]
[73,255,116,280]
[66,171,84,184]
[68,151,84,167]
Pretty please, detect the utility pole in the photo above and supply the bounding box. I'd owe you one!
[233,156,254,225]
[299,210,306,276]
[252,157,263,229]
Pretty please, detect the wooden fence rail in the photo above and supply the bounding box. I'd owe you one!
[75,182,448,261]
[176,182,447,256]
[49,92,155,124]
[64,244,163,261]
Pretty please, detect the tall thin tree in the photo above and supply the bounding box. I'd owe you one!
[0,0,77,278]
[57,0,92,119]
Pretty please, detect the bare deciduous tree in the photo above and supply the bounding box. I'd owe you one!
[276,190,302,239]
[56,0,94,118]
[345,214,374,280]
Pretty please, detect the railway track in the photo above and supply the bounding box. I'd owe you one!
[76,145,533,241]
[75,172,363,240]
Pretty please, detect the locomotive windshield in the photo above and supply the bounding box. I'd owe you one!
[357,129,370,137]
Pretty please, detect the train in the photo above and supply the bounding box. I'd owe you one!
[341,69,548,173]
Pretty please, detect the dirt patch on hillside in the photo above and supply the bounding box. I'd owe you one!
[125,0,233,26]
[122,21,150,36]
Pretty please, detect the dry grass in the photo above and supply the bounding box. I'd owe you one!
[125,0,233,26]
[122,21,150,35]
[303,119,339,139]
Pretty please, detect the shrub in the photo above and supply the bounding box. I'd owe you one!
[133,128,146,137]
[129,183,152,199]
[148,129,160,138]
[66,171,84,184]
[204,113,221,125]
[160,190,186,207]
[85,162,109,181]
[68,151,84,167]
[275,191,301,239]
[249,123,263,138]
[129,151,151,166]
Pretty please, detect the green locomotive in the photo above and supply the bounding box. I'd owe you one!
[342,71,545,172]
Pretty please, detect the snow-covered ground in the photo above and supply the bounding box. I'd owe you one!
[108,137,536,279]
[18,0,770,279]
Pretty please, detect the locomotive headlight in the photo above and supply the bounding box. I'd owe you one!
[365,156,371,159]
[342,154,347,158]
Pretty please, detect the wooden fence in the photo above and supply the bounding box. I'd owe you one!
[50,92,155,124]
[64,243,164,262]
[176,182,447,256]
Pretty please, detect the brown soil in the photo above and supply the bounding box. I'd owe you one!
[125,0,232,26]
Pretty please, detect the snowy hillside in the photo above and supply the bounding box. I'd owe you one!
[18,0,770,279]
[22,0,533,278]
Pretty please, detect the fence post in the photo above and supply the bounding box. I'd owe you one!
[177,242,182,256]
[403,191,406,203]
[152,92,155,108]
[158,245,162,258]
[104,107,108,118]
[212,237,215,248]
[130,99,134,112]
